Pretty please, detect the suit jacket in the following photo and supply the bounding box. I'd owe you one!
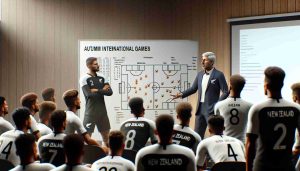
[182,68,229,116]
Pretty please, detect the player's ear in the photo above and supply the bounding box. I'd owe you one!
[154,129,158,135]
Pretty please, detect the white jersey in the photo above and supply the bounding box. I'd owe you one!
[195,135,245,167]
[30,115,39,133]
[0,116,14,135]
[91,156,134,171]
[214,97,252,143]
[65,110,87,135]
[247,98,300,170]
[37,123,52,136]
[37,132,66,166]
[172,124,201,153]
[0,130,25,166]
[10,162,55,171]
[135,144,196,171]
[51,164,96,171]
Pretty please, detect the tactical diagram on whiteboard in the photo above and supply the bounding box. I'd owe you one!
[79,40,198,130]
[119,64,190,110]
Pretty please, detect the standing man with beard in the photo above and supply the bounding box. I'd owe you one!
[80,57,113,146]
[172,52,229,139]
[0,96,14,135]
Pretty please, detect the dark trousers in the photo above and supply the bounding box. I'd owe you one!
[194,102,211,139]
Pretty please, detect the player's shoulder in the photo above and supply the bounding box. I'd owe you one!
[80,74,92,86]
[1,129,19,137]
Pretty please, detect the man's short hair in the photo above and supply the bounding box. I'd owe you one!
[208,115,224,132]
[156,114,174,137]
[15,134,36,159]
[12,107,31,130]
[86,57,97,66]
[0,96,5,107]
[291,83,300,96]
[62,89,78,108]
[109,131,125,153]
[128,97,144,116]
[176,102,192,122]
[20,92,38,109]
[50,110,66,130]
[264,66,285,91]
[42,88,55,101]
[39,101,56,120]
[202,52,216,63]
[230,74,246,93]
[63,134,84,161]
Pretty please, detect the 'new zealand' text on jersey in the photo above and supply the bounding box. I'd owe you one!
[37,132,66,166]
[214,97,252,143]
[172,124,201,153]
[135,144,196,171]
[195,135,245,167]
[247,98,300,170]
[0,130,25,166]
[120,117,157,152]
[91,156,134,171]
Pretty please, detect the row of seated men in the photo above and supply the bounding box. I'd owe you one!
[1,66,300,171]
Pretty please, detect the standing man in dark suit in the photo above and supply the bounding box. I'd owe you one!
[172,52,229,139]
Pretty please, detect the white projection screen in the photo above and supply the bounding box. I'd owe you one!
[231,14,300,104]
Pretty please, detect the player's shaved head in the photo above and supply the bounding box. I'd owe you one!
[63,134,84,162]
[208,115,225,134]
[176,102,192,122]
[42,88,55,102]
[12,107,31,130]
[109,131,125,155]
[264,66,285,92]
[62,89,78,108]
[39,101,56,120]
[51,110,66,131]
[86,57,97,66]
[230,74,246,94]
[15,134,36,160]
[156,114,174,143]
[128,97,144,117]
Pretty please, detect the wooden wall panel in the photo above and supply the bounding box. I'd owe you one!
[2,0,300,116]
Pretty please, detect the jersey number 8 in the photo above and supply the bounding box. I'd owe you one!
[125,130,136,150]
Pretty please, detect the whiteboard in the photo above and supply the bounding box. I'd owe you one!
[78,40,198,139]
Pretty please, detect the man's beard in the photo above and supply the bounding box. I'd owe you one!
[34,108,39,113]
[76,105,80,110]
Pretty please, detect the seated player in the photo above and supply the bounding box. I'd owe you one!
[10,134,55,171]
[42,87,56,102]
[20,93,41,140]
[51,134,96,171]
[37,110,67,167]
[246,66,300,171]
[214,74,252,143]
[0,107,33,166]
[62,89,101,147]
[135,114,196,171]
[196,115,245,171]
[0,96,14,135]
[37,101,56,136]
[91,131,134,171]
[120,97,157,162]
[172,102,201,153]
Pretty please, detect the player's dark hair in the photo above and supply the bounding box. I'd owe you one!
[264,66,285,92]
[109,131,124,157]
[86,57,97,66]
[20,92,38,109]
[12,107,31,130]
[39,101,56,120]
[208,115,224,134]
[51,110,66,132]
[15,134,36,160]
[63,134,84,163]
[42,88,55,101]
[156,114,174,148]
[128,97,144,117]
[0,96,5,107]
[176,102,192,123]
[230,74,246,94]
[291,83,300,96]
[62,89,78,108]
